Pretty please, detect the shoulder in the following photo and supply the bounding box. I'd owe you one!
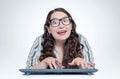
[35,34,43,41]
[33,35,43,43]
[32,34,43,48]
[78,33,88,43]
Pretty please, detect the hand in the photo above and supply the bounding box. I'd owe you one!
[31,60,48,69]
[41,57,64,69]
[31,57,64,69]
[68,57,93,69]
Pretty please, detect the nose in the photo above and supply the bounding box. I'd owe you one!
[59,21,64,28]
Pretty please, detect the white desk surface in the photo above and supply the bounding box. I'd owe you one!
[0,65,119,79]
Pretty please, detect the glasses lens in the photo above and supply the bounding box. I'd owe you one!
[62,17,71,25]
[50,17,71,27]
[50,19,59,27]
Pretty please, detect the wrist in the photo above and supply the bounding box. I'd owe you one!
[31,60,48,69]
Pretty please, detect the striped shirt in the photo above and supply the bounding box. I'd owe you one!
[26,34,95,69]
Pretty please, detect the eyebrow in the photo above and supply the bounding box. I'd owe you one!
[50,16,69,21]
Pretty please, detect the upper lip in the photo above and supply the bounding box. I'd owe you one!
[57,30,67,33]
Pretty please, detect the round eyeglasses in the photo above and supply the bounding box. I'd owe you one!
[49,17,71,27]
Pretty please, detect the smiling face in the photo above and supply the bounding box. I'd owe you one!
[47,11,72,41]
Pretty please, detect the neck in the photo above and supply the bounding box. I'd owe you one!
[54,40,65,62]
[54,40,66,48]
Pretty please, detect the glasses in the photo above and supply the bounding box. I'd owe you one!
[49,17,71,27]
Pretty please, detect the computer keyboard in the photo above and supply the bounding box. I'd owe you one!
[19,68,98,75]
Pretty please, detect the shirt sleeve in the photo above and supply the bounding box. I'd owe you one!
[26,35,42,69]
[79,34,95,66]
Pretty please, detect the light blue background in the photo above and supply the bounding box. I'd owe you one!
[0,0,120,79]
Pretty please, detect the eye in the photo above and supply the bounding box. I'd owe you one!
[51,20,58,24]
[63,18,69,22]
[52,20,56,24]
[50,19,59,26]
[62,17,70,25]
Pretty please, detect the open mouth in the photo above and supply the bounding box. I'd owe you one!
[57,30,67,35]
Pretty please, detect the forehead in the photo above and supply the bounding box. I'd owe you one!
[50,11,68,19]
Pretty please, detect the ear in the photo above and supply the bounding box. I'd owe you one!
[47,27,51,33]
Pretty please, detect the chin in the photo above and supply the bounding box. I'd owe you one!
[58,35,70,40]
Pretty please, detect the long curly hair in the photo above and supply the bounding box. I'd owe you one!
[39,8,84,68]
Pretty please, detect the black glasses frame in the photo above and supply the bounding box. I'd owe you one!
[48,17,72,27]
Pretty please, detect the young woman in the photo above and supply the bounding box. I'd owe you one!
[26,8,94,69]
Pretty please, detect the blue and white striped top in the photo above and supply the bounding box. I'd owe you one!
[26,34,94,69]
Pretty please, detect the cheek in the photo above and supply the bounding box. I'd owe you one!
[49,28,57,34]
[67,25,72,31]
[48,27,55,33]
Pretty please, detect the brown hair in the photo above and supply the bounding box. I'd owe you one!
[39,8,84,68]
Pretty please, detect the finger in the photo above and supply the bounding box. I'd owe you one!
[52,61,58,69]
[48,62,54,69]
[82,62,94,69]
[68,62,74,65]
[80,63,86,69]
[88,65,94,69]
[61,66,65,69]
[84,63,89,69]
[87,62,93,67]
[76,62,80,66]
[68,61,74,65]
[56,61,62,69]
[55,59,64,69]
[87,63,94,69]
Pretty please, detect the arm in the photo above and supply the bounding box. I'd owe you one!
[80,34,94,65]
[26,35,63,69]
[26,36,42,69]
[68,34,95,69]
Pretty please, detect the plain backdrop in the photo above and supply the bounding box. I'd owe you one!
[0,0,120,79]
